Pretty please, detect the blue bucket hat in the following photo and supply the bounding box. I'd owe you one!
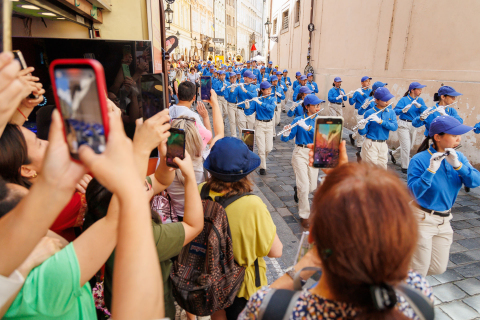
[260,81,272,89]
[243,70,255,79]
[372,81,387,91]
[361,76,372,82]
[334,77,342,82]
[300,75,307,81]
[269,75,278,82]
[438,86,463,97]
[409,82,426,91]
[296,71,302,77]
[374,87,394,102]
[299,86,313,94]
[204,137,261,182]
[304,94,325,105]
[429,116,472,137]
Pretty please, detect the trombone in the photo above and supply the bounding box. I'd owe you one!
[277,108,324,136]
[352,102,394,131]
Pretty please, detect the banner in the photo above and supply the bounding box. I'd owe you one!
[147,0,163,73]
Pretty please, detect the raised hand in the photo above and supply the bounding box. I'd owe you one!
[133,109,171,154]
[428,152,445,173]
[444,148,461,169]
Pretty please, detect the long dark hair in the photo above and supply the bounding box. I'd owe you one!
[0,124,32,188]
[403,90,410,97]
[417,132,445,153]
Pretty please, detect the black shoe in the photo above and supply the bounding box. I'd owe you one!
[465,186,471,193]
[282,109,286,113]
[389,151,396,165]
[401,168,408,174]
[277,123,281,126]
[259,169,266,175]
[293,186,299,203]
[356,151,362,163]
[273,137,276,140]
[349,134,355,146]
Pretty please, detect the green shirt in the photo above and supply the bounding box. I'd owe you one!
[104,220,185,320]
[4,243,96,320]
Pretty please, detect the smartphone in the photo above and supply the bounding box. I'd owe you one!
[13,50,37,99]
[241,129,255,152]
[312,117,343,168]
[49,59,109,161]
[140,73,166,120]
[122,63,131,78]
[200,76,212,100]
[166,128,185,168]
[1,0,12,52]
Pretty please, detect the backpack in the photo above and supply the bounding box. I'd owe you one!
[170,185,260,316]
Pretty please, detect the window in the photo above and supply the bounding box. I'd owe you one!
[272,18,277,35]
[295,0,300,23]
[233,17,235,26]
[282,10,289,30]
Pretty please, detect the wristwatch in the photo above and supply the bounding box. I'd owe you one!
[285,266,306,286]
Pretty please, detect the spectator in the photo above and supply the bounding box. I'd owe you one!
[186,67,200,105]
[169,81,207,126]
[200,137,283,320]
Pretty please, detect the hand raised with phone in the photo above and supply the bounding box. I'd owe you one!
[133,109,171,155]
[173,150,196,180]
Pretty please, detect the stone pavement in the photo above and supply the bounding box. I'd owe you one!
[203,99,480,319]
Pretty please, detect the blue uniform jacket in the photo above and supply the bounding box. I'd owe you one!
[272,84,285,103]
[258,72,267,82]
[281,114,317,145]
[293,86,306,102]
[292,79,301,91]
[412,103,463,137]
[281,76,291,88]
[358,106,398,140]
[245,95,276,120]
[230,83,257,109]
[394,95,427,121]
[328,87,347,104]
[287,104,305,118]
[349,88,373,109]
[408,146,480,211]
[213,79,227,97]
[358,98,375,116]
[306,81,319,94]
[265,67,272,75]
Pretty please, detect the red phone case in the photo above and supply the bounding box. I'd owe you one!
[49,59,110,162]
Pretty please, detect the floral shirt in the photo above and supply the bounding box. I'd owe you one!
[238,270,433,320]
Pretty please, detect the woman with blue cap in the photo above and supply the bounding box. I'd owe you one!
[327,77,347,117]
[292,76,308,102]
[306,73,319,94]
[281,94,325,228]
[280,70,292,109]
[201,137,283,319]
[348,76,372,148]
[357,81,387,116]
[408,116,480,276]
[245,81,277,175]
[412,85,464,138]
[292,71,302,91]
[389,82,428,173]
[288,86,313,118]
[357,87,398,169]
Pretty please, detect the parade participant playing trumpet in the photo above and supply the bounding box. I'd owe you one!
[281,94,325,228]
[245,81,277,175]
[306,73,318,94]
[348,76,372,149]
[408,116,480,276]
[389,82,428,173]
[288,86,313,118]
[357,87,398,169]
[413,86,464,138]
[327,77,347,117]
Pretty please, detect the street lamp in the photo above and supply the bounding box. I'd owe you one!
[176,31,180,37]
[165,4,173,30]
[264,18,277,42]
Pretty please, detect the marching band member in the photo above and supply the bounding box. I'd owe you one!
[408,116,480,276]
[245,81,277,175]
[281,69,293,110]
[281,94,325,228]
[292,75,308,101]
[259,66,267,82]
[213,71,229,121]
[306,73,318,93]
[278,72,289,113]
[241,61,251,76]
[389,82,428,173]
[412,86,464,138]
[236,70,243,84]
[357,87,398,169]
[292,71,302,91]
[266,61,273,75]
[358,81,387,116]
[348,76,372,150]
[230,70,257,133]
[288,86,313,118]
[270,76,285,134]
[327,77,347,117]
[225,72,240,137]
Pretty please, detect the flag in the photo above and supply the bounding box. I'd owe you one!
[251,44,257,51]
[211,24,215,31]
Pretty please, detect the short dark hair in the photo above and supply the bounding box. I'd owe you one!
[178,81,197,102]
[0,177,25,218]
[0,124,31,188]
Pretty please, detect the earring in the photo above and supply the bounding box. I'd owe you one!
[32,172,38,178]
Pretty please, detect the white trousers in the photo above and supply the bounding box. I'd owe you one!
[352,112,365,148]
[328,102,343,117]
[227,102,238,137]
[255,120,274,170]
[272,103,281,135]
[410,207,453,276]
[292,146,319,219]
[360,138,388,169]
[236,107,248,135]
[218,96,228,119]
[391,120,417,169]
[286,87,293,104]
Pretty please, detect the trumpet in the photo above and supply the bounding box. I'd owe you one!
[352,102,394,131]
[236,93,275,106]
[277,108,324,136]
[432,144,462,161]
[420,102,457,120]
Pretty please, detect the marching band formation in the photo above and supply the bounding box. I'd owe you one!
[196,58,480,276]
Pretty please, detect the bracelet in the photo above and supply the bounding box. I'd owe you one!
[37,96,47,107]
[17,108,28,121]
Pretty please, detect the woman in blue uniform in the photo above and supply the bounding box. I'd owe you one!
[281,94,325,229]
[287,86,313,118]
[270,76,285,134]
[412,86,463,138]
[327,77,347,117]
[408,116,480,276]
[245,81,277,175]
[390,82,428,173]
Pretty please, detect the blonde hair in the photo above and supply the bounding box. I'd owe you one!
[171,116,203,159]
[175,69,182,81]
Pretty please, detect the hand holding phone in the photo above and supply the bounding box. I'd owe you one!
[200,76,212,100]
[166,128,186,168]
[241,129,255,152]
[312,117,343,168]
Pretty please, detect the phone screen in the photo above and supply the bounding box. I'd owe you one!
[241,129,255,152]
[166,128,185,168]
[13,50,27,70]
[200,76,212,100]
[54,66,106,160]
[313,117,343,168]
[140,73,165,120]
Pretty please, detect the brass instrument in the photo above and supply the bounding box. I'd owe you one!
[208,54,214,62]
[235,54,243,63]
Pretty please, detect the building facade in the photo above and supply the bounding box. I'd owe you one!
[267,0,480,167]
[236,0,263,60]
[213,0,226,60]
[225,0,237,62]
